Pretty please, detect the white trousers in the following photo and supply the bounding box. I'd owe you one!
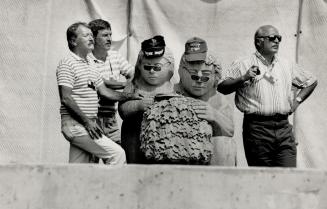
[61,115,126,165]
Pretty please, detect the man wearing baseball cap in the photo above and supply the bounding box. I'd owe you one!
[119,35,175,163]
[184,37,208,61]
[141,35,166,58]
[175,37,237,166]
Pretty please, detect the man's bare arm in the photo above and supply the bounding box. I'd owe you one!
[58,85,102,139]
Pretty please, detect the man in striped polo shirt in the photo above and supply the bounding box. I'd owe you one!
[56,22,141,164]
[218,25,318,167]
[88,19,134,144]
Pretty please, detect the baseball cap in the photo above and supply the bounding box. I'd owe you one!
[184,37,208,62]
[141,35,166,58]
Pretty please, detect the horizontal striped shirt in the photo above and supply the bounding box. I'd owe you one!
[88,50,134,114]
[88,50,133,81]
[56,52,103,118]
[222,51,316,115]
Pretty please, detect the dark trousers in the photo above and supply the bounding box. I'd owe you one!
[121,117,147,164]
[242,114,297,167]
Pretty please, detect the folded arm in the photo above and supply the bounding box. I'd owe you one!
[218,65,258,95]
[103,79,127,90]
[118,97,154,120]
[97,83,142,102]
[291,80,318,113]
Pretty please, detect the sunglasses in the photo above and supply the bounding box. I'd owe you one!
[258,35,282,42]
[190,75,210,82]
[143,62,170,72]
[143,64,162,71]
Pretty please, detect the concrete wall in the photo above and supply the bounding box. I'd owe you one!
[0,164,326,209]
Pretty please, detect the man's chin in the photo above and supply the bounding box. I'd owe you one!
[105,45,111,51]
[271,47,279,52]
[189,90,205,97]
[88,45,94,51]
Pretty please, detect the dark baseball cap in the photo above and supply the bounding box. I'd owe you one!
[184,37,208,62]
[141,35,166,58]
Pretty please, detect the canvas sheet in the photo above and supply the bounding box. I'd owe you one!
[0,0,326,168]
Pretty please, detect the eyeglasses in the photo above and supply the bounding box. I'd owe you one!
[143,62,170,72]
[182,67,212,82]
[257,35,282,42]
[143,64,162,71]
[190,75,210,82]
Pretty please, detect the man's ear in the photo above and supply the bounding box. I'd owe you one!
[255,38,262,48]
[69,37,77,47]
[214,74,220,88]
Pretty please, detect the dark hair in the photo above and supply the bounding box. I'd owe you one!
[66,22,89,51]
[88,19,111,38]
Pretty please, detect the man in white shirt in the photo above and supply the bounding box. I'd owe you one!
[218,25,317,167]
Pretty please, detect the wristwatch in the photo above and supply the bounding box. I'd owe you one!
[296,96,303,103]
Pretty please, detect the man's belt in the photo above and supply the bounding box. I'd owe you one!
[244,113,288,121]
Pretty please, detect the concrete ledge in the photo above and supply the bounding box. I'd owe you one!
[0,164,326,209]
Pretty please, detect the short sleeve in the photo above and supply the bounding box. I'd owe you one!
[56,60,74,88]
[291,63,317,88]
[221,60,245,81]
[117,53,134,77]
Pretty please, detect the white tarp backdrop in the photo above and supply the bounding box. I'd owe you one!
[0,0,326,168]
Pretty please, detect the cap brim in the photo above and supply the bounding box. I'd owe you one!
[185,52,206,62]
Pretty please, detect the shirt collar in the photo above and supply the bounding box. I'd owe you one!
[69,51,88,62]
[255,51,278,66]
[89,51,109,64]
